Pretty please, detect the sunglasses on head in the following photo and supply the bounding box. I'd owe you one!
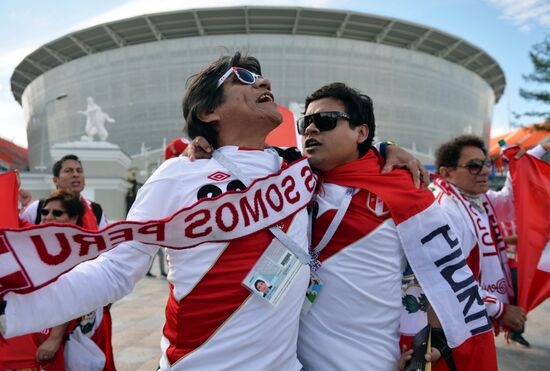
[217,67,261,89]
[40,208,67,218]
[296,111,351,135]
[456,159,492,175]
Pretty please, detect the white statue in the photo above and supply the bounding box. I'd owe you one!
[78,97,115,142]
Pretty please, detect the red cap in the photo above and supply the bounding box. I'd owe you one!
[164,138,189,160]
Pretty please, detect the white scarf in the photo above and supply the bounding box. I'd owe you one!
[431,178,513,304]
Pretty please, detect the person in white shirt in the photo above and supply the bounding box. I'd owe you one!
[2,52,312,371]
[431,135,549,337]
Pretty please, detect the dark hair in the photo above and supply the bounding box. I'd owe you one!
[304,82,375,157]
[434,135,487,173]
[42,190,86,226]
[182,52,262,149]
[254,279,266,290]
[52,154,82,177]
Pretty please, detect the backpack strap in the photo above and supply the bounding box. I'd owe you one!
[90,201,103,225]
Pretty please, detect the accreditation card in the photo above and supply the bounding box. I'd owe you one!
[243,240,303,306]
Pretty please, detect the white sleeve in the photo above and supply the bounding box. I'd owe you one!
[19,200,39,224]
[3,169,188,337]
[480,289,504,319]
[4,241,153,337]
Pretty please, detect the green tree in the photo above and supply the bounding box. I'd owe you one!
[518,35,550,124]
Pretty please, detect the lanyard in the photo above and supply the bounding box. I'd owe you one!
[310,187,354,257]
[212,150,312,266]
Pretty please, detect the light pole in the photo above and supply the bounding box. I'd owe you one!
[35,94,68,172]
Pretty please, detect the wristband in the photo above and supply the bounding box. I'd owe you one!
[379,140,397,160]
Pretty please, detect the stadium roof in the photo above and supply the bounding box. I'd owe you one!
[11,6,505,104]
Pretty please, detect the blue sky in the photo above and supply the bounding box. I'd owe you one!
[0,0,548,147]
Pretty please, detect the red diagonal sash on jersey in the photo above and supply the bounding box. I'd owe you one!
[0,158,315,297]
[506,147,550,312]
[322,151,496,370]
[164,215,296,365]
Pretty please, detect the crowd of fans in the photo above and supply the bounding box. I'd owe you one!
[0,51,548,371]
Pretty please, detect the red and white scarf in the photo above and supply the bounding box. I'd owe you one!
[0,158,315,297]
[431,177,513,305]
[323,151,496,370]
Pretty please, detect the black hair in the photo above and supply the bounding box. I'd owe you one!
[254,279,267,290]
[435,135,487,173]
[182,51,262,149]
[52,154,82,177]
[304,82,375,157]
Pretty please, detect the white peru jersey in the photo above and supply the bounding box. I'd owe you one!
[5,146,310,371]
[298,183,405,371]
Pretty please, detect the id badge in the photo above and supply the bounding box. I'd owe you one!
[243,241,304,306]
[301,270,323,316]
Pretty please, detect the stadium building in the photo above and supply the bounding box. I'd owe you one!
[11,6,506,218]
[12,5,504,169]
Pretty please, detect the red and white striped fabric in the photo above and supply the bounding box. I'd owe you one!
[301,152,496,371]
[2,147,314,371]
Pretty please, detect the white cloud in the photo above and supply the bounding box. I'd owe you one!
[486,0,550,31]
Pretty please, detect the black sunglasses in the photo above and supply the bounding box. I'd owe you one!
[40,208,67,217]
[296,111,350,135]
[456,159,492,175]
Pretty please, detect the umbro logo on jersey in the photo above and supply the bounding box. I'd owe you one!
[208,171,230,181]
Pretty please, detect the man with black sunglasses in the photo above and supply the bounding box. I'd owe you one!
[432,135,549,346]
[295,83,496,371]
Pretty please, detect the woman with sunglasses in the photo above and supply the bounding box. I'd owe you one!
[36,191,107,370]
[30,191,84,369]
[39,190,85,226]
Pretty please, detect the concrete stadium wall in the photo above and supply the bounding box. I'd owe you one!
[22,33,495,168]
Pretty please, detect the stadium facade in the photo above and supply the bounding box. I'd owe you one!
[12,6,505,169]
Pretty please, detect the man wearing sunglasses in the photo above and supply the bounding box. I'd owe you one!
[432,135,549,345]
[295,83,496,371]
[2,52,316,371]
[20,154,108,229]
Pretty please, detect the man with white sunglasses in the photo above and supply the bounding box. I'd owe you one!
[2,52,316,370]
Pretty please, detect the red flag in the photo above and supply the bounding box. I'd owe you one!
[0,171,19,228]
[265,104,298,147]
[0,172,42,369]
[506,147,550,312]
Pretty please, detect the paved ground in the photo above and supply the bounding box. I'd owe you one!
[111,264,550,370]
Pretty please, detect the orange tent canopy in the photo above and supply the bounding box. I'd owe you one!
[489,123,550,157]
